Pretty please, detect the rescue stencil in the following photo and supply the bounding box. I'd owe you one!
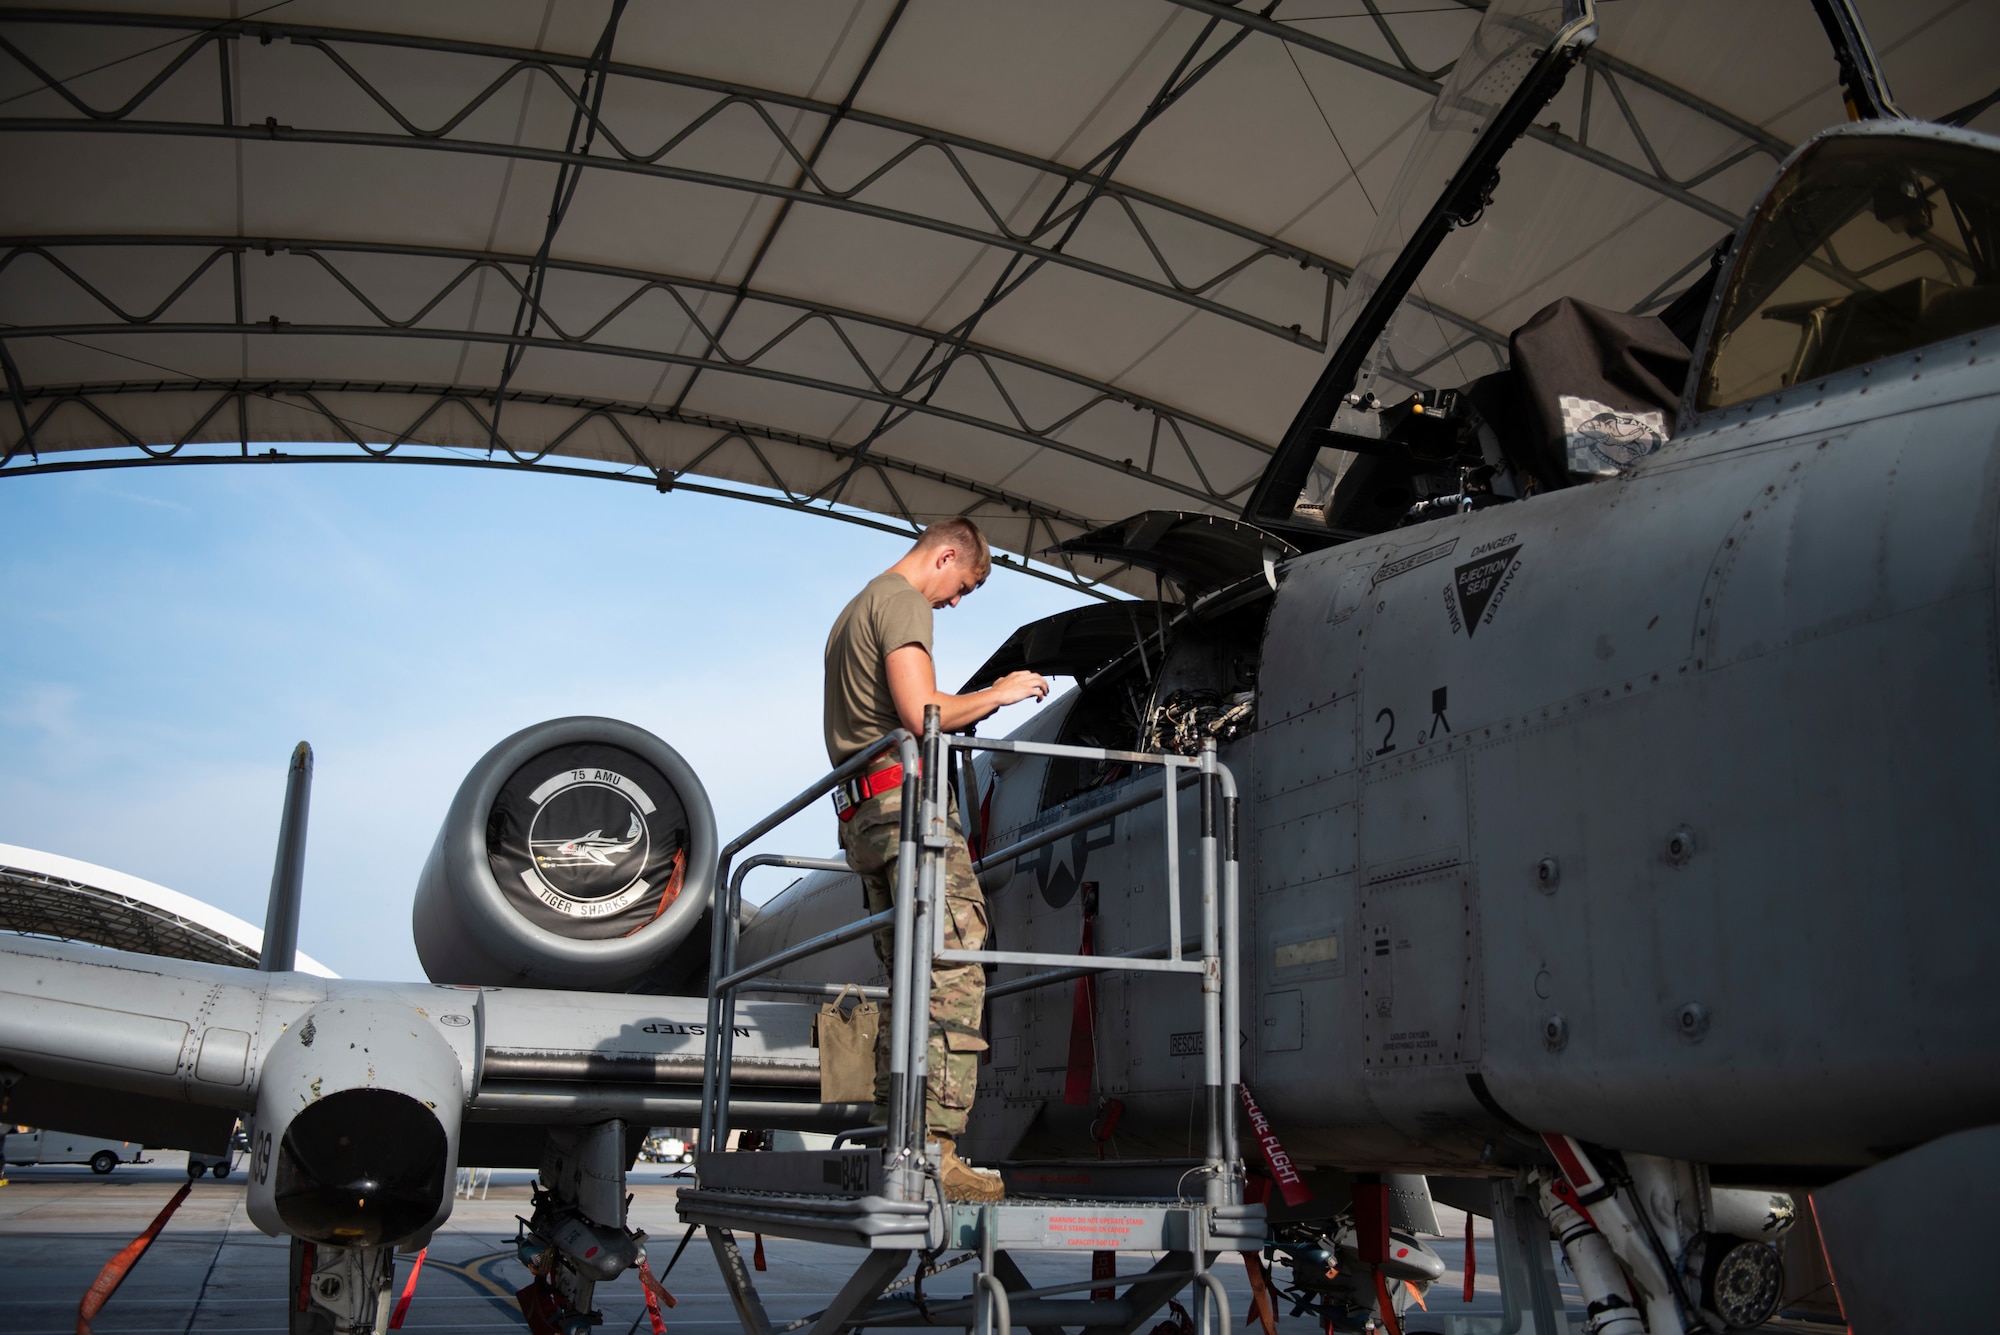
[1374,537,1458,585]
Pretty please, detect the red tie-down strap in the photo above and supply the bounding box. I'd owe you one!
[1353,1181,1390,1264]
[296,1241,317,1314]
[1062,886,1099,1107]
[1463,1208,1476,1303]
[973,776,994,862]
[387,1247,427,1330]
[1238,1086,1312,1208]
[1090,1098,1125,1160]
[1241,1252,1278,1335]
[1371,1269,1406,1335]
[637,1259,677,1334]
[77,1181,192,1334]
[1092,1250,1117,1302]
[516,1277,562,1335]
[624,848,687,937]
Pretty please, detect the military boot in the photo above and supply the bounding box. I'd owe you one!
[934,1136,1003,1203]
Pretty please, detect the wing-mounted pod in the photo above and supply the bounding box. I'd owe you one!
[245,999,464,1250]
[412,717,719,991]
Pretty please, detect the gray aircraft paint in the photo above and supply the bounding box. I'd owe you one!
[1,105,1997,1330]
[0,935,816,1115]
[734,321,2000,1173]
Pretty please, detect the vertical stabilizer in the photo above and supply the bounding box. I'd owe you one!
[258,742,312,973]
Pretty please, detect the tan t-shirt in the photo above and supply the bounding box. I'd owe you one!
[825,572,933,764]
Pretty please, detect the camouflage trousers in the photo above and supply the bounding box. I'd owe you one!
[837,784,988,1141]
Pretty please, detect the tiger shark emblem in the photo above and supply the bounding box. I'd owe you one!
[532,812,644,868]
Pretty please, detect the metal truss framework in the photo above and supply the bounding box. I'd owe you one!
[0,376,1133,597]
[0,10,1354,348]
[0,4,1799,585]
[0,10,1523,359]
[1159,0,1799,403]
[0,8,1776,402]
[0,233,1273,510]
[1168,0,1794,229]
[0,863,260,969]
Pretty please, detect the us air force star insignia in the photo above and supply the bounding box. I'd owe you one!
[520,767,658,918]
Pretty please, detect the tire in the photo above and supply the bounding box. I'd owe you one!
[90,1150,117,1175]
[213,1162,230,1179]
[187,1159,205,1180]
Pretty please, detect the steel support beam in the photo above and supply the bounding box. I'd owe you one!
[0,9,1337,269]
[0,4,1783,444]
[0,11,1349,349]
[0,113,1333,350]
[1161,0,1792,219]
[0,377,1130,596]
[0,318,1259,507]
[0,12,1519,367]
[0,233,1268,456]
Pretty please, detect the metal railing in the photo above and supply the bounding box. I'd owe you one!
[695,706,1243,1205]
[925,715,1243,1205]
[697,728,919,1160]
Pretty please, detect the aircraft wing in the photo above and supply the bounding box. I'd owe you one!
[0,935,826,1164]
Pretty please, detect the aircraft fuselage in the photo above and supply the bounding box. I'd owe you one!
[745,323,2000,1178]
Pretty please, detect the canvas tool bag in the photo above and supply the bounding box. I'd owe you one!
[813,984,880,1104]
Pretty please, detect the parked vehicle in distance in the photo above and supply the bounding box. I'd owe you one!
[641,1136,689,1164]
[3,1126,152,1174]
[188,1123,251,1178]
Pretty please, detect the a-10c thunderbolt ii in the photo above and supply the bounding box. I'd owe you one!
[725,2,2000,1331]
[2,1,1998,1332]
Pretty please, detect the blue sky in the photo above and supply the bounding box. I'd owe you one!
[0,463,1093,980]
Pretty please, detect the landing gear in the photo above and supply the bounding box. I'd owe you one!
[1537,1138,1794,1334]
[288,1237,394,1334]
[515,1120,650,1335]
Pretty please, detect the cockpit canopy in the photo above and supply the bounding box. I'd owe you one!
[1698,126,2000,411]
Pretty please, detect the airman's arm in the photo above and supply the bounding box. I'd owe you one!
[886,644,1048,735]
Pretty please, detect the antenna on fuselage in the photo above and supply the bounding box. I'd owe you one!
[257,742,313,973]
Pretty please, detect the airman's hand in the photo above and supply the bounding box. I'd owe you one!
[990,670,1051,706]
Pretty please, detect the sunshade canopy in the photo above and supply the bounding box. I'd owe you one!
[1,1,1993,595]
[0,841,337,975]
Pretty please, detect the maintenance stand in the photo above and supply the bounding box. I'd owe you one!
[678,707,1262,1335]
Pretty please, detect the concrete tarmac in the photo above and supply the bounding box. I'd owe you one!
[1,1155,1619,1334]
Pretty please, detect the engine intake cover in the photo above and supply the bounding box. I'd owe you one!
[413,717,718,989]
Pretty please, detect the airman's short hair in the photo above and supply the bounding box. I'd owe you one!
[914,517,991,580]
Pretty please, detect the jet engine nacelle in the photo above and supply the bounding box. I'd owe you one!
[245,999,464,1249]
[412,716,718,991]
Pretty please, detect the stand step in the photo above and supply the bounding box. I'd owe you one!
[677,1187,935,1250]
[1001,1158,1210,1201]
[680,1149,1265,1253]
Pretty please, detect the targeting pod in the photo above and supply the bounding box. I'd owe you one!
[412,717,718,991]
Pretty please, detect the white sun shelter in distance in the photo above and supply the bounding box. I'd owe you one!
[0,842,336,977]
